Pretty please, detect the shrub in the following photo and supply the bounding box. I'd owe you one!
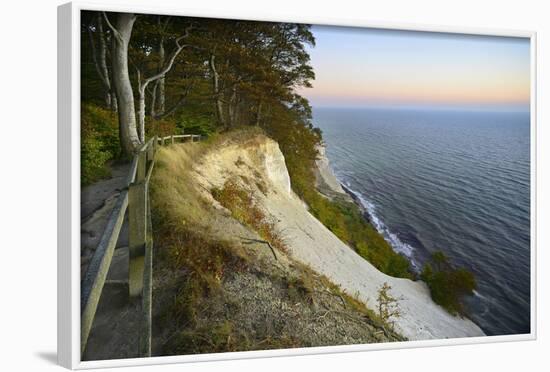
[211,178,287,254]
[81,103,119,185]
[176,105,216,136]
[377,282,402,329]
[81,132,112,185]
[421,251,476,315]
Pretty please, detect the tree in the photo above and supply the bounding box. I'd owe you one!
[132,17,194,142]
[377,282,402,330]
[103,12,141,156]
[83,14,319,157]
[83,12,116,110]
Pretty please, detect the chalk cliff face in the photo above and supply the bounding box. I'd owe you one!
[315,144,346,195]
[194,134,484,340]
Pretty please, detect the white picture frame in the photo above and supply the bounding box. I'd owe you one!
[57,1,537,369]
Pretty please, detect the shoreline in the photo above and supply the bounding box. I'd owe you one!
[314,143,485,334]
[315,144,419,269]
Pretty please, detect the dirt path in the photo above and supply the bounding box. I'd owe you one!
[80,162,141,361]
[81,162,130,269]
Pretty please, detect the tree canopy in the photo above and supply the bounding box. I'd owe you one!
[82,11,319,157]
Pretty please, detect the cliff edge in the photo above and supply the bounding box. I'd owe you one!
[150,132,483,355]
[199,134,483,339]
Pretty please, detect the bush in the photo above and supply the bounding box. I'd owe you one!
[81,103,119,185]
[146,117,177,139]
[211,178,287,254]
[421,251,476,315]
[177,111,216,136]
[81,132,112,185]
[377,282,402,329]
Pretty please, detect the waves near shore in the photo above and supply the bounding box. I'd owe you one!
[339,180,420,271]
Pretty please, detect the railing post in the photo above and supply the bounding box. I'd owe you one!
[139,193,154,357]
[136,151,146,182]
[147,138,155,168]
[171,135,175,145]
[129,152,147,299]
[161,136,165,146]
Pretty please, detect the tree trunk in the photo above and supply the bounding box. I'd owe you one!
[150,80,158,118]
[109,13,141,156]
[158,39,166,115]
[88,14,114,109]
[138,85,146,143]
[209,53,225,127]
[135,25,192,142]
[255,100,263,127]
[96,15,113,108]
[228,85,238,128]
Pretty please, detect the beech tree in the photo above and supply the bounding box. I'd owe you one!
[134,24,193,142]
[83,12,116,110]
[82,12,317,157]
[103,12,141,156]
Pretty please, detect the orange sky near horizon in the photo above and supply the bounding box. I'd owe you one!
[299,27,531,111]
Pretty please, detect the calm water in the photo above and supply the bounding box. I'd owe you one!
[313,107,530,336]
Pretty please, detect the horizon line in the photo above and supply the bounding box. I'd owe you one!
[310,104,530,114]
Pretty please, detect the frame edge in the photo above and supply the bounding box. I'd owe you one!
[58,2,75,369]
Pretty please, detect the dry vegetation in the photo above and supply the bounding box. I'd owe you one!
[211,177,287,255]
[149,138,405,356]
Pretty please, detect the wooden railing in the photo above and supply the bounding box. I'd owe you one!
[80,133,202,357]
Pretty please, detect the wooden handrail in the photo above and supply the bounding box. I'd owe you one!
[81,189,129,355]
[157,134,202,144]
[81,133,202,357]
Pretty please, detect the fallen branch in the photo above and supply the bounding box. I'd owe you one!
[240,237,278,261]
[313,289,347,308]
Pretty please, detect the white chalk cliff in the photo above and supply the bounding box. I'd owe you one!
[195,134,485,340]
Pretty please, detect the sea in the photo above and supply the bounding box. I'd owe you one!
[313,106,531,336]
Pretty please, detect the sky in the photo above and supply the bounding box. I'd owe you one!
[297,26,531,112]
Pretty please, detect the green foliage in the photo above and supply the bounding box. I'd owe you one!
[81,103,120,185]
[421,251,476,315]
[176,103,216,136]
[146,117,177,139]
[81,134,111,186]
[81,12,413,279]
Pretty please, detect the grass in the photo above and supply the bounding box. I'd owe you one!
[149,137,405,356]
[149,141,296,354]
[149,145,255,353]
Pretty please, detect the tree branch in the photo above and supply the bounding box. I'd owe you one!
[140,25,194,91]
[102,12,122,41]
[150,80,159,117]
